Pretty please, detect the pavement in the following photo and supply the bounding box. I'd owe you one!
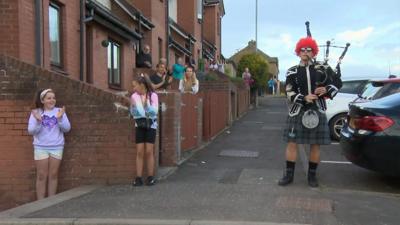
[1,96,399,225]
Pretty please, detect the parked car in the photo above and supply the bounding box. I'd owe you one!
[326,79,370,140]
[338,79,370,95]
[353,78,400,103]
[326,78,400,140]
[340,93,400,176]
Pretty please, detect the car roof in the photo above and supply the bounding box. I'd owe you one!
[342,78,369,82]
[371,78,400,84]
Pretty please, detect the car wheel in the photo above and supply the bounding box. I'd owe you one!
[329,113,347,141]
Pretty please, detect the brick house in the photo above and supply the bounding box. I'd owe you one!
[229,40,280,80]
[203,0,225,62]
[0,0,225,92]
[0,0,156,91]
[131,0,225,66]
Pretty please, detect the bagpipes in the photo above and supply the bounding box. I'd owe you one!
[305,21,350,89]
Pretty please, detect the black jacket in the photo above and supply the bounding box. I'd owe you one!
[285,61,340,116]
[136,52,152,68]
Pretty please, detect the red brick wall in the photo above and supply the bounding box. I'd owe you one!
[0,0,20,58]
[158,92,181,166]
[0,54,137,211]
[177,0,195,34]
[149,0,167,63]
[203,6,217,45]
[129,0,166,66]
[177,0,202,66]
[18,0,36,64]
[41,0,80,79]
[89,24,135,91]
[128,0,150,17]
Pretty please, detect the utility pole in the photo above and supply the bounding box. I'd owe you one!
[255,0,258,53]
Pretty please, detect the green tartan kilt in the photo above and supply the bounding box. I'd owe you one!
[283,109,331,145]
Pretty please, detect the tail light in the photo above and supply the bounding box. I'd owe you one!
[351,116,394,131]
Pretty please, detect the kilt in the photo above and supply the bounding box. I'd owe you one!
[283,108,331,145]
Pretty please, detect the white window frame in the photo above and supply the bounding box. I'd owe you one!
[169,0,177,22]
[197,0,203,20]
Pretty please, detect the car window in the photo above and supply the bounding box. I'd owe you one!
[339,80,367,94]
[361,83,382,99]
[372,83,400,100]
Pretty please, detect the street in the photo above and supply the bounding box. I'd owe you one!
[2,96,399,225]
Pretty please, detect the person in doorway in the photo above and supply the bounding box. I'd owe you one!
[136,44,152,68]
[28,88,71,199]
[130,74,159,186]
[278,37,340,187]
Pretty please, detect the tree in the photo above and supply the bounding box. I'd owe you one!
[237,53,270,89]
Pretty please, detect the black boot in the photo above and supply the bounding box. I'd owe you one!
[308,162,319,187]
[308,170,319,187]
[133,177,143,187]
[278,168,294,186]
[146,176,156,186]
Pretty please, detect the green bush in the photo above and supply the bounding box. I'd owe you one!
[204,72,218,81]
[230,76,244,84]
[238,53,270,88]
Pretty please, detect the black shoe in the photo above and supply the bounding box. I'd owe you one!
[278,168,294,186]
[133,177,143,187]
[146,176,156,186]
[308,171,319,187]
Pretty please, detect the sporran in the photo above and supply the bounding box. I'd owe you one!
[301,109,319,129]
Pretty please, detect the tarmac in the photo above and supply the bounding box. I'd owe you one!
[1,96,399,225]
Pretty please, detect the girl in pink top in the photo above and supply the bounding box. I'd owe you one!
[130,74,159,186]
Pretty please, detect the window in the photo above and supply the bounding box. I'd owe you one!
[95,0,111,10]
[372,83,400,100]
[339,80,368,95]
[175,53,180,63]
[197,0,203,20]
[169,0,177,22]
[107,40,121,87]
[158,38,163,60]
[49,3,62,67]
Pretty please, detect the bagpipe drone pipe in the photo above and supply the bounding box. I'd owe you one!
[305,21,350,90]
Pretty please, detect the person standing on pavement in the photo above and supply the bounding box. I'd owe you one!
[242,67,253,86]
[268,77,275,94]
[130,74,159,186]
[278,37,340,187]
[28,89,71,199]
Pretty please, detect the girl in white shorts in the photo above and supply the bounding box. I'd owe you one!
[28,89,71,200]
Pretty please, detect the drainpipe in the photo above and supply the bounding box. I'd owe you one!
[34,0,42,66]
[79,0,85,81]
[137,13,142,50]
[165,0,170,65]
[201,2,204,59]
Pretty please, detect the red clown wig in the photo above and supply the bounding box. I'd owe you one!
[295,37,319,56]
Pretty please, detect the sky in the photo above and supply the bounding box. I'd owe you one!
[221,0,400,80]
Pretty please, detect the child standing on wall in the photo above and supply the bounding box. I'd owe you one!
[28,89,71,199]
